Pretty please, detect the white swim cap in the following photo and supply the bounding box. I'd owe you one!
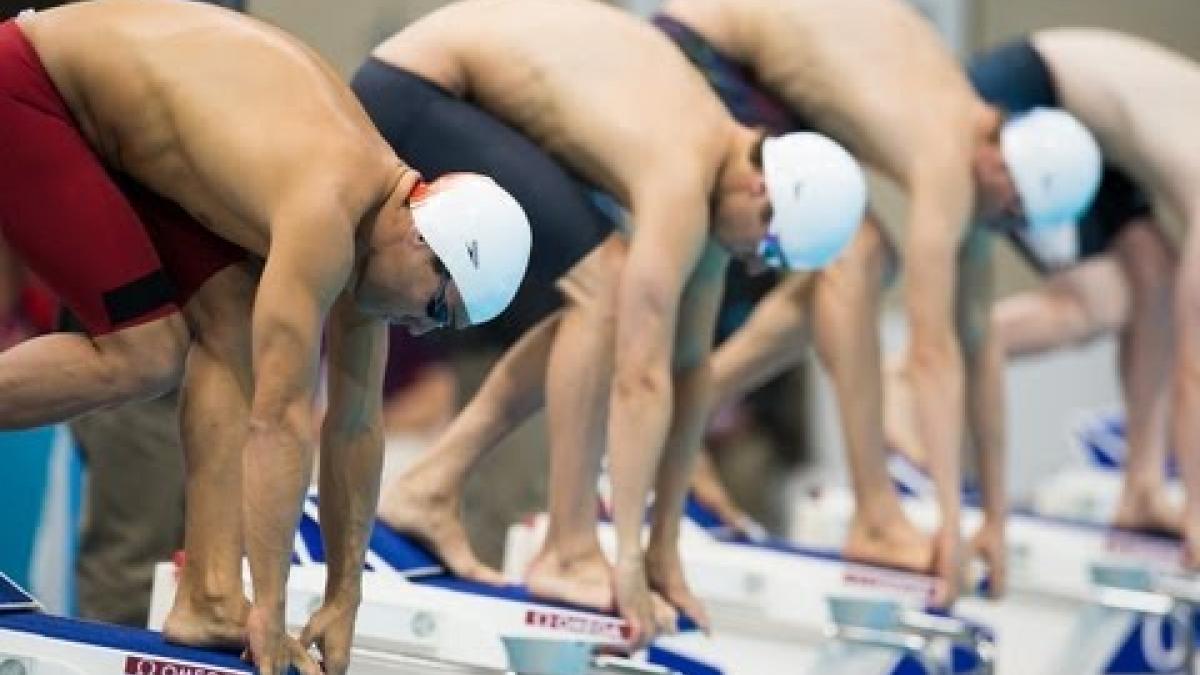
[760,132,867,270]
[410,173,531,325]
[1001,108,1102,233]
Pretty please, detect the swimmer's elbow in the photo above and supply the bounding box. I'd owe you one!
[908,336,963,378]
[613,364,670,404]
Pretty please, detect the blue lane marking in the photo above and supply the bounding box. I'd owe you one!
[297,495,443,577]
[0,611,266,672]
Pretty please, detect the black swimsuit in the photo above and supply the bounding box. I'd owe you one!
[351,59,618,341]
[968,39,1151,273]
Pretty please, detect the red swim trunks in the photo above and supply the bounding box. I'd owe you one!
[0,18,243,336]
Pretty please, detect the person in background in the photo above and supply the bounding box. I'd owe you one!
[652,0,995,601]
[358,0,865,646]
[887,37,1178,541]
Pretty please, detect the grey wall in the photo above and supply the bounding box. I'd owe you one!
[248,0,619,76]
[248,0,451,76]
[975,0,1200,58]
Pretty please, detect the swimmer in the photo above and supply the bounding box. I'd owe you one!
[654,0,994,601]
[0,2,530,672]
[362,0,865,647]
[887,35,1179,554]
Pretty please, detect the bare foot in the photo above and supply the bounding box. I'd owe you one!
[1113,484,1182,537]
[646,545,710,633]
[690,450,765,540]
[526,544,615,611]
[844,514,935,574]
[377,475,504,584]
[162,594,249,653]
[883,357,927,469]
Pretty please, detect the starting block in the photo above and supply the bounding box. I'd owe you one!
[0,571,264,675]
[1029,408,1181,526]
[1058,563,1200,675]
[822,595,994,675]
[147,494,696,675]
[504,510,994,674]
[152,563,680,674]
[792,478,1193,674]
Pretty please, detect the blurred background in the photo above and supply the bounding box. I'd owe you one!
[1,0,1199,625]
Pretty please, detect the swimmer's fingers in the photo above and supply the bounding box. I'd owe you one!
[298,598,359,675]
[930,529,962,608]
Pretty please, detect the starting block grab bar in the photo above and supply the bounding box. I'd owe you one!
[825,595,995,675]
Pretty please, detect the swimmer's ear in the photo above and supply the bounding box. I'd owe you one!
[410,229,433,250]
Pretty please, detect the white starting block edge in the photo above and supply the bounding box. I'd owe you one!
[504,514,950,646]
[793,485,1186,604]
[506,517,1003,675]
[0,572,257,675]
[0,613,259,675]
[150,561,702,675]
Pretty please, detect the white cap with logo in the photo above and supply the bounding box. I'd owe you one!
[410,173,532,325]
[760,132,867,270]
[1001,107,1103,267]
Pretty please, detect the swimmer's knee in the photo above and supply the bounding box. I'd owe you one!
[557,236,626,308]
[863,217,900,288]
[183,265,256,332]
[559,268,621,322]
[826,214,896,288]
[470,368,537,429]
[1121,236,1176,302]
[1049,289,1110,347]
[94,316,188,400]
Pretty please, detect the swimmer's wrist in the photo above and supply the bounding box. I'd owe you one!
[616,549,646,569]
[644,539,680,570]
[323,578,364,607]
[978,513,1005,532]
[645,525,681,555]
[251,594,286,614]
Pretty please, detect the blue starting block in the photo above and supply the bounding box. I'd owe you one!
[0,572,270,675]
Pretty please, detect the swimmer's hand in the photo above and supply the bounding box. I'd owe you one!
[244,604,321,675]
[615,556,657,651]
[931,529,962,608]
[969,519,1007,599]
[646,542,711,635]
[298,597,360,675]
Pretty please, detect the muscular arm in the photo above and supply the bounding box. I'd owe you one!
[319,295,389,603]
[284,293,390,672]
[647,248,726,552]
[958,228,1003,526]
[902,158,975,601]
[607,184,710,568]
[959,225,1008,596]
[639,261,725,631]
[955,228,1003,511]
[242,194,356,630]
